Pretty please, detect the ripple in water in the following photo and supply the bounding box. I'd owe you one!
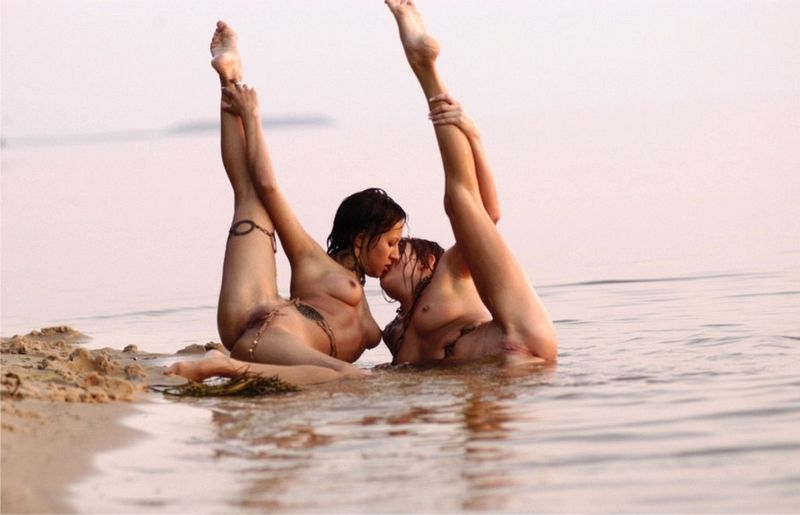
[72,266,800,513]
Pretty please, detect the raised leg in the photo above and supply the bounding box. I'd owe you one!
[387,1,557,360]
[211,21,281,347]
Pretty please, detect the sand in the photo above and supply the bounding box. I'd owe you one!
[0,326,199,513]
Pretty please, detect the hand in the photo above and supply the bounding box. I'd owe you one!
[221,81,260,116]
[428,93,479,140]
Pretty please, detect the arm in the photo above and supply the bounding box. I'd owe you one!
[428,93,500,224]
[222,83,322,263]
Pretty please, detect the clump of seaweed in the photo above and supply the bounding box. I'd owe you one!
[153,372,300,397]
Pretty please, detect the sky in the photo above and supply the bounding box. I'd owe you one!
[2,0,799,311]
[3,0,798,138]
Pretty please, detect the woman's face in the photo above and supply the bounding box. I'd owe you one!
[379,244,413,300]
[358,220,404,278]
[380,243,435,302]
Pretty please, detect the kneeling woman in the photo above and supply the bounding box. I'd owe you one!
[167,22,405,385]
[380,0,557,365]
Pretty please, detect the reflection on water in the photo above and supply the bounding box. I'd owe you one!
[195,364,556,513]
[71,263,800,513]
[7,112,797,514]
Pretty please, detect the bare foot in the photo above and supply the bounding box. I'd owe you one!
[385,0,440,70]
[210,20,243,84]
[164,349,236,382]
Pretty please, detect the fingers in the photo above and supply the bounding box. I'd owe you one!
[221,102,237,114]
[221,82,257,103]
[220,82,259,117]
[221,81,251,94]
[220,86,242,114]
[428,102,460,116]
[428,92,458,106]
[220,88,236,111]
[429,111,463,125]
[220,85,237,101]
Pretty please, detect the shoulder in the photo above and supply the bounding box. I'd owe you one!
[292,254,363,300]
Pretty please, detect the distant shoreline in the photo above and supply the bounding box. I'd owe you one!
[1,114,334,148]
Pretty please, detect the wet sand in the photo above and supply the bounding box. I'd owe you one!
[1,398,140,513]
[0,327,192,513]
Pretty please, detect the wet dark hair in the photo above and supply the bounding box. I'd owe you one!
[397,236,445,299]
[327,188,406,275]
[399,237,444,277]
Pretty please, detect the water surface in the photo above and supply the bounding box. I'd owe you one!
[70,263,800,513]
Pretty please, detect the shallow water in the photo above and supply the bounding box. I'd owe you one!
[3,80,799,515]
[3,131,799,511]
[4,2,799,510]
[68,262,800,513]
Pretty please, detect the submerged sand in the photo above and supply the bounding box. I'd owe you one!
[0,326,198,513]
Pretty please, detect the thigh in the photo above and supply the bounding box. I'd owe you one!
[446,321,547,363]
[444,191,526,311]
[217,194,280,347]
[446,188,557,360]
[232,321,358,373]
[445,321,505,361]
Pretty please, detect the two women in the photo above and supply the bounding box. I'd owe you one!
[168,1,557,385]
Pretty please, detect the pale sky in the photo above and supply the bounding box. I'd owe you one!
[3,0,798,138]
[2,0,799,320]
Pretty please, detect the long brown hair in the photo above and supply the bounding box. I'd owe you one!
[399,237,444,288]
[327,188,406,283]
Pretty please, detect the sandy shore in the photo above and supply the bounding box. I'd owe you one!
[1,327,195,513]
[1,398,141,513]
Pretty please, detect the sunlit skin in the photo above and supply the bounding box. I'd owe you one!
[379,244,431,304]
[166,21,404,385]
[166,350,366,386]
[356,221,404,279]
[381,0,557,365]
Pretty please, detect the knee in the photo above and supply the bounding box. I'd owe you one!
[509,325,558,362]
[217,322,238,352]
[529,330,558,361]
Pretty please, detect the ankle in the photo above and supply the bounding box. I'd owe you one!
[217,75,239,87]
[408,54,437,75]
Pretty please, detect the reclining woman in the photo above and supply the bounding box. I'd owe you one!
[167,21,405,385]
[380,0,557,365]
